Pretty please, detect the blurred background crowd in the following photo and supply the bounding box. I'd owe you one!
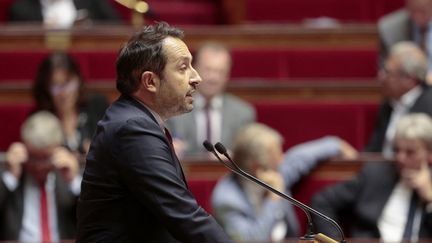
[0,0,431,242]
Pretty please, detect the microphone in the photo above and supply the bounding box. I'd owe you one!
[203,140,346,243]
[203,141,314,239]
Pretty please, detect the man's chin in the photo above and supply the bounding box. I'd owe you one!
[171,104,194,117]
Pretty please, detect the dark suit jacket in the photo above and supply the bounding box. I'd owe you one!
[365,85,432,152]
[76,94,231,242]
[311,162,432,240]
[8,0,121,22]
[0,172,77,241]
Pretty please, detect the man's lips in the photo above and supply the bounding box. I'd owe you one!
[186,89,195,97]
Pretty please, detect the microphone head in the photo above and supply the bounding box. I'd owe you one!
[214,142,228,154]
[202,140,215,152]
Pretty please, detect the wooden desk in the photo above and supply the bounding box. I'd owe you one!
[0,79,381,105]
[0,23,378,51]
[183,154,382,180]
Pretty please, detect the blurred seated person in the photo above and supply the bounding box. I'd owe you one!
[167,42,256,158]
[378,0,432,84]
[312,113,432,242]
[211,123,357,242]
[32,52,108,155]
[8,0,122,29]
[365,41,432,158]
[1,111,80,241]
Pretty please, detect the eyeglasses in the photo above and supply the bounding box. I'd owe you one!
[49,79,79,95]
[379,67,409,79]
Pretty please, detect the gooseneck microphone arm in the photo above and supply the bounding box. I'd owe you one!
[212,141,316,238]
[203,140,346,243]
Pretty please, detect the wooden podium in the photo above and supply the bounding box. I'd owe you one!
[299,233,340,243]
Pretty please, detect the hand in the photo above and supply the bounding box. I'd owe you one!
[256,169,285,201]
[338,139,359,160]
[401,162,432,203]
[52,147,79,183]
[5,142,28,178]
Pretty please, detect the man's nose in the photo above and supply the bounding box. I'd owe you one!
[190,67,202,85]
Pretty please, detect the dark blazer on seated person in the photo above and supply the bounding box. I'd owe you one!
[77,94,230,242]
[365,85,432,152]
[9,0,121,22]
[0,172,77,241]
[311,162,432,239]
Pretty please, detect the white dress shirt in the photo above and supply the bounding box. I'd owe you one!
[378,182,422,243]
[382,86,422,158]
[2,171,81,242]
[194,94,223,145]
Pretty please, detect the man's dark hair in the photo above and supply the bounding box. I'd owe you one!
[116,22,184,94]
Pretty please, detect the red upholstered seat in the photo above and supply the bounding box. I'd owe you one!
[230,48,378,79]
[0,48,378,82]
[0,50,118,82]
[0,104,33,151]
[69,51,118,81]
[187,178,219,213]
[253,101,379,150]
[112,0,220,25]
[0,50,49,82]
[0,0,14,23]
[246,0,404,23]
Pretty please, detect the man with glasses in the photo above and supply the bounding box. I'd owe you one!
[0,111,80,241]
[312,113,432,242]
[365,41,432,157]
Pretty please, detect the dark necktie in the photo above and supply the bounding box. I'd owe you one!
[420,29,428,54]
[164,127,174,147]
[403,193,419,241]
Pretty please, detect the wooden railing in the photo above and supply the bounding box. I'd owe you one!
[0,23,378,51]
[0,79,381,105]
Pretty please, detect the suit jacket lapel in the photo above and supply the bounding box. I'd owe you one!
[164,128,188,188]
[122,95,189,187]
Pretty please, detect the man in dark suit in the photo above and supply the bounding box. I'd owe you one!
[0,111,80,241]
[377,0,432,68]
[76,22,232,242]
[365,41,432,158]
[312,113,432,242]
[167,42,256,157]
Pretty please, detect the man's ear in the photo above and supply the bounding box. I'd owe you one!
[141,71,160,93]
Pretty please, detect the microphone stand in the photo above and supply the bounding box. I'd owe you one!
[203,141,345,243]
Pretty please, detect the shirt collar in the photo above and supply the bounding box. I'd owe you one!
[391,86,422,109]
[132,97,165,130]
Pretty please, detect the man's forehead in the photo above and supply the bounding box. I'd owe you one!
[395,138,425,149]
[26,144,55,157]
[162,37,192,61]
